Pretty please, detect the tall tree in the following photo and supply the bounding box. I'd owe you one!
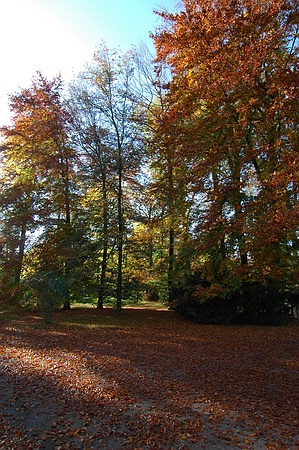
[70,44,143,311]
[66,80,116,308]
[133,44,194,300]
[153,0,299,290]
[0,72,74,306]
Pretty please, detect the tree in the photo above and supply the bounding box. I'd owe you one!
[153,0,299,297]
[0,72,74,307]
[69,44,143,311]
[133,43,195,301]
[66,80,115,308]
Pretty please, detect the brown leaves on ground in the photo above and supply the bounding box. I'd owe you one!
[0,308,298,449]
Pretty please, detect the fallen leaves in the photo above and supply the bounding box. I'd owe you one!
[0,308,298,449]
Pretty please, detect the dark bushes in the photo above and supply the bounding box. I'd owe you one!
[171,275,290,325]
[173,295,238,325]
[232,282,289,325]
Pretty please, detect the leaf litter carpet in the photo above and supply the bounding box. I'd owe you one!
[0,308,298,449]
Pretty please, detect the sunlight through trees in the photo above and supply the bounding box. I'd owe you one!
[0,0,298,323]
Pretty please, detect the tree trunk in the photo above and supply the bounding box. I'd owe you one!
[15,223,26,288]
[168,226,175,301]
[97,172,108,309]
[167,145,175,301]
[97,238,108,309]
[11,223,27,304]
[62,155,72,310]
[115,152,123,313]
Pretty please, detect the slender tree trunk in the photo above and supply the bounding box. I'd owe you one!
[97,171,108,309]
[167,148,175,301]
[15,224,26,287]
[147,208,154,269]
[148,238,154,268]
[227,150,248,266]
[115,151,123,313]
[62,155,72,310]
[210,170,227,276]
[11,223,27,303]
[97,249,107,309]
[168,226,175,300]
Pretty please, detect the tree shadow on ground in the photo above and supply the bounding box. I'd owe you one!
[0,308,298,449]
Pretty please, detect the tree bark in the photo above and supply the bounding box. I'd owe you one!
[97,171,108,309]
[115,151,123,313]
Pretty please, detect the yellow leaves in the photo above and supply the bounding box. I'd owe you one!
[194,283,225,300]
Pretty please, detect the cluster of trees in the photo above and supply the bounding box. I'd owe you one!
[1,0,298,323]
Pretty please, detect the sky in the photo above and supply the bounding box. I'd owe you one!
[0,0,178,125]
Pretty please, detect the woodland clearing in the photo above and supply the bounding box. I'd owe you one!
[0,306,298,449]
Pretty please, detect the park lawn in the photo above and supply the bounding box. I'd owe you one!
[0,307,298,449]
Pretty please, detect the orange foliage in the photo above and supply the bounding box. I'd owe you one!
[0,308,298,449]
[153,0,299,284]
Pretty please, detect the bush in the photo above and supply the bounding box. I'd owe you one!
[170,271,238,324]
[232,282,289,325]
[26,271,68,324]
[122,278,145,303]
[172,273,289,325]
[143,284,160,302]
[174,296,238,325]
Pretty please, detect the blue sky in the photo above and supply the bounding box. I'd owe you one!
[0,0,178,124]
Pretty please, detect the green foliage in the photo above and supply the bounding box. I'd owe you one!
[1,10,298,325]
[26,271,68,324]
[122,277,144,303]
[143,283,160,302]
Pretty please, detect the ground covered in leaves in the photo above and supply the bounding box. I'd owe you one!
[0,307,298,449]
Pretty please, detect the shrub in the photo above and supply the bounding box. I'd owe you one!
[232,282,289,325]
[172,272,289,325]
[26,271,68,324]
[174,295,238,325]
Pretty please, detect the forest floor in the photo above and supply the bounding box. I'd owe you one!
[0,306,298,449]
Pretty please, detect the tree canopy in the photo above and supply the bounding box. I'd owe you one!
[1,1,298,323]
